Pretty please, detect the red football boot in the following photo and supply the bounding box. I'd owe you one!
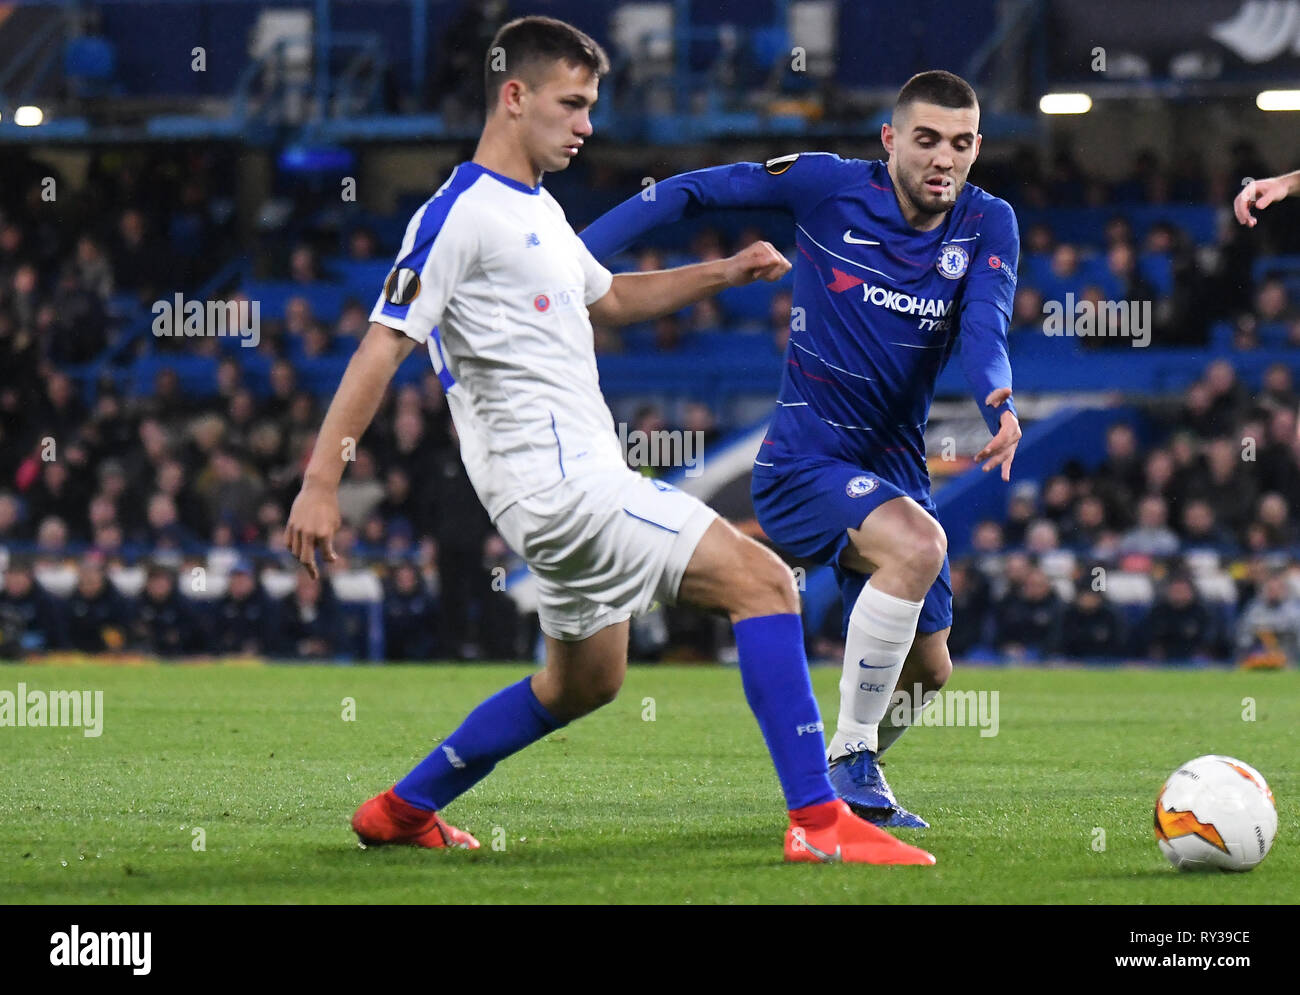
[785,799,935,865]
[352,787,480,850]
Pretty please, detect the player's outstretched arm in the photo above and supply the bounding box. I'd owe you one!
[581,155,841,260]
[1234,170,1300,226]
[587,240,790,327]
[284,321,416,577]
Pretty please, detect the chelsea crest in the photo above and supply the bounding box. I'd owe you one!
[936,243,969,280]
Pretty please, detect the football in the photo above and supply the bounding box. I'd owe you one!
[1154,755,1278,872]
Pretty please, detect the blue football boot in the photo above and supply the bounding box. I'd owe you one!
[828,749,930,829]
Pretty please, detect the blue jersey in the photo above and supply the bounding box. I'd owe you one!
[580,153,1018,500]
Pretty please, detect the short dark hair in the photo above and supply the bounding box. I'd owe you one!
[484,16,610,111]
[894,70,978,119]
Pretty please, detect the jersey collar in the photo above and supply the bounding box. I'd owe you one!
[465,161,542,195]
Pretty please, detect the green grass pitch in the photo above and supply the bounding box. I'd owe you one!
[1,662,1295,904]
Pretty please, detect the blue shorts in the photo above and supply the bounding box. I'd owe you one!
[751,458,952,637]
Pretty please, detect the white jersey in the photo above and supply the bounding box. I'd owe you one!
[370,161,625,520]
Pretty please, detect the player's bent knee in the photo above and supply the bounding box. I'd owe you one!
[733,545,800,618]
[900,520,947,581]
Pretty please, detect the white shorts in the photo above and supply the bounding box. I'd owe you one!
[494,468,719,642]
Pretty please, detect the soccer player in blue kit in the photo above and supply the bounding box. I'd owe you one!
[581,71,1021,828]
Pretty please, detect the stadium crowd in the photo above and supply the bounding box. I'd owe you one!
[2,142,1300,663]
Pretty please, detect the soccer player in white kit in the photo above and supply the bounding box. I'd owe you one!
[284,15,933,865]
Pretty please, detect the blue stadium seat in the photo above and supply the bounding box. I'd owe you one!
[718,281,780,324]
[1138,252,1173,296]
[240,282,353,321]
[64,37,118,98]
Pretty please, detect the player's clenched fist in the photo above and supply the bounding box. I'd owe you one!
[724,240,791,285]
[1234,171,1300,227]
[284,480,341,579]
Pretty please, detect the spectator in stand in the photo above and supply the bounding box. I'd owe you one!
[1101,241,1156,306]
[26,460,88,535]
[1094,423,1145,524]
[947,558,991,658]
[34,516,70,555]
[278,571,341,659]
[0,561,62,655]
[476,531,522,658]
[382,561,439,660]
[1253,278,1292,326]
[1258,408,1300,505]
[1165,430,1202,496]
[288,243,324,284]
[971,519,1005,554]
[337,448,386,529]
[1177,381,1220,439]
[132,563,203,656]
[337,300,368,341]
[1040,242,1082,302]
[1236,570,1300,664]
[38,371,86,442]
[1061,494,1108,552]
[1141,448,1178,503]
[214,560,277,656]
[194,448,264,537]
[1039,475,1074,527]
[1178,499,1234,550]
[1255,492,1298,547]
[1145,574,1216,662]
[1203,359,1250,432]
[1025,519,1060,554]
[74,235,114,301]
[264,360,299,421]
[65,557,131,652]
[0,490,25,543]
[1060,583,1127,659]
[994,566,1063,660]
[1118,495,1180,557]
[1191,437,1258,536]
[429,432,495,660]
[113,208,169,300]
[1002,490,1036,547]
[1259,363,1297,415]
[347,227,379,262]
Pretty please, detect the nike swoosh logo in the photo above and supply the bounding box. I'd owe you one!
[858,659,895,669]
[803,839,842,862]
[843,229,880,245]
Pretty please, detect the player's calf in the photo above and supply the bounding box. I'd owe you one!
[531,620,629,723]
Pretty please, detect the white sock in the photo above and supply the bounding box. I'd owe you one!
[878,681,939,754]
[826,581,923,762]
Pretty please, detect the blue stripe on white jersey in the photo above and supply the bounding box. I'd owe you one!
[381,163,479,326]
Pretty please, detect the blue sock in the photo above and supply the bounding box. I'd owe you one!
[733,613,836,810]
[394,676,564,810]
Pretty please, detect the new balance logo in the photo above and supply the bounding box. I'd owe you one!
[524,232,541,247]
[442,744,466,769]
[842,229,880,245]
